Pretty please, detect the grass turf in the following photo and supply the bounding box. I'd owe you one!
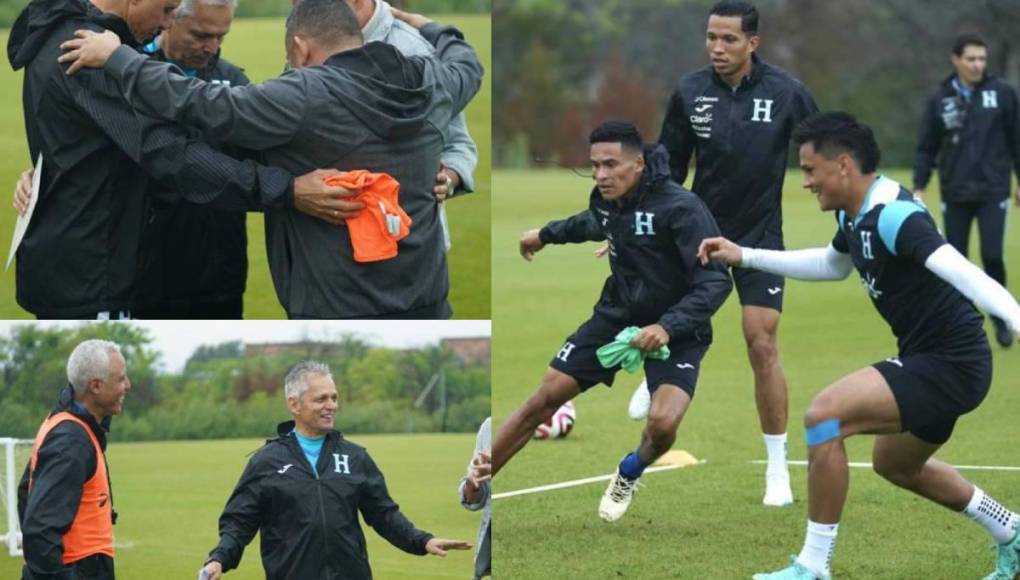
[492,168,1020,579]
[0,433,481,580]
[0,14,490,319]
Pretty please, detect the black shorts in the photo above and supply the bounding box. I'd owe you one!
[549,314,711,398]
[731,266,785,311]
[872,344,992,444]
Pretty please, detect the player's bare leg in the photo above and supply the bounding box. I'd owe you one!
[873,433,1020,579]
[743,305,792,506]
[600,384,690,522]
[492,368,580,476]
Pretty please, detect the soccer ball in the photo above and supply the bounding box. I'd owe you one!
[533,401,576,439]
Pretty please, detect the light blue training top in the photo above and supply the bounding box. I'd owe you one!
[293,430,325,476]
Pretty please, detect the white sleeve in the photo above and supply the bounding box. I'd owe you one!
[925,244,1020,334]
[740,244,854,281]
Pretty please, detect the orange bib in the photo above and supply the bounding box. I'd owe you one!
[324,170,412,262]
[29,412,114,563]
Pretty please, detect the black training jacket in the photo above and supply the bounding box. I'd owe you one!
[18,385,116,580]
[6,0,292,318]
[659,54,818,247]
[539,144,732,340]
[139,44,251,314]
[913,73,1020,203]
[208,421,433,580]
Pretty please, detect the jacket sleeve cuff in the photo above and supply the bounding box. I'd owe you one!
[442,158,475,194]
[103,44,143,79]
[420,23,464,45]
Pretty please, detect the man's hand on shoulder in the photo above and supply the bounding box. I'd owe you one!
[519,229,544,261]
[425,538,472,557]
[391,7,433,29]
[58,29,121,75]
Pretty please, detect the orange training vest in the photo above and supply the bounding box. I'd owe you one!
[324,170,412,262]
[28,412,115,563]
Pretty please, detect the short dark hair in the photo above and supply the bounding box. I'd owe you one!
[792,112,881,174]
[286,0,363,48]
[589,120,643,153]
[952,32,986,56]
[709,1,759,35]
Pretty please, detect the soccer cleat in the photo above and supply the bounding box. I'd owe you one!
[627,378,650,420]
[752,556,831,580]
[763,470,794,507]
[983,530,1020,580]
[992,316,1014,349]
[599,471,641,522]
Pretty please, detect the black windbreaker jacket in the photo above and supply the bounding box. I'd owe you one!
[139,44,251,313]
[539,145,732,340]
[913,73,1020,203]
[208,421,433,580]
[659,54,818,247]
[6,0,292,318]
[17,385,116,580]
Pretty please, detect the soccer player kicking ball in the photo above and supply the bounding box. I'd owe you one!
[699,111,1020,580]
[493,120,732,522]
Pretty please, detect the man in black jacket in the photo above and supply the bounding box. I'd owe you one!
[133,0,251,319]
[58,0,484,319]
[657,0,818,507]
[199,361,469,580]
[913,32,1020,348]
[6,0,353,319]
[493,121,732,523]
[18,340,131,580]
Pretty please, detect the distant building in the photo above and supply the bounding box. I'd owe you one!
[441,337,491,367]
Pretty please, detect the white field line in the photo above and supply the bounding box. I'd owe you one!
[750,460,1020,472]
[493,462,703,500]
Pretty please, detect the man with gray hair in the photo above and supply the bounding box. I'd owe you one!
[200,360,470,579]
[18,340,129,580]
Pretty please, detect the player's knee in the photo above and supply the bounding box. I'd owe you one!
[645,418,677,449]
[803,396,842,446]
[745,334,778,369]
[522,389,561,425]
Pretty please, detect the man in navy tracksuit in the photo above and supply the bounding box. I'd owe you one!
[493,121,732,523]
[657,0,818,506]
[913,32,1020,348]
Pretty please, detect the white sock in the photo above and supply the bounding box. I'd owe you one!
[963,486,1019,544]
[797,520,838,577]
[763,432,788,476]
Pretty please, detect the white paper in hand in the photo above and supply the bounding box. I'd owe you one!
[6,154,42,271]
[197,568,212,580]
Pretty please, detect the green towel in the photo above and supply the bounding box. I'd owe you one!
[596,326,671,373]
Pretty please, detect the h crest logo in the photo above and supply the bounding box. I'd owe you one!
[982,90,998,108]
[860,231,874,260]
[751,98,774,123]
[634,212,655,236]
[557,342,576,362]
[333,453,350,475]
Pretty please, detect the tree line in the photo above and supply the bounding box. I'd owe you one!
[0,324,490,442]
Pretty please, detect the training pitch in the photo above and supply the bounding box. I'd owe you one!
[1,433,479,579]
[492,168,1020,579]
[0,14,491,319]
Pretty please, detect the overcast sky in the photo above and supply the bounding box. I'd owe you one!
[0,321,490,372]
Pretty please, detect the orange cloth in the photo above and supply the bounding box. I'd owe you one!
[29,412,115,563]
[324,170,412,263]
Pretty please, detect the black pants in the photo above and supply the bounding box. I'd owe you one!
[943,200,1008,286]
[23,554,114,579]
[134,295,244,320]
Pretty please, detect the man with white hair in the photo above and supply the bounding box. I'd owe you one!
[199,360,471,580]
[17,340,130,580]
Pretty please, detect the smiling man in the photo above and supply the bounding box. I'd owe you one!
[653,0,819,506]
[18,340,130,580]
[495,120,731,523]
[199,361,470,580]
[699,112,1020,580]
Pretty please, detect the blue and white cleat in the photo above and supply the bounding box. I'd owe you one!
[752,557,831,580]
[983,530,1020,580]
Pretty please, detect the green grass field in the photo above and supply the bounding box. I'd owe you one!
[0,14,490,319]
[492,168,1020,579]
[1,433,481,579]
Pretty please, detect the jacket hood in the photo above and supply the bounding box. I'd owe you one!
[52,383,111,444]
[8,0,137,70]
[321,41,432,140]
[941,71,991,90]
[274,420,343,440]
[589,143,673,209]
